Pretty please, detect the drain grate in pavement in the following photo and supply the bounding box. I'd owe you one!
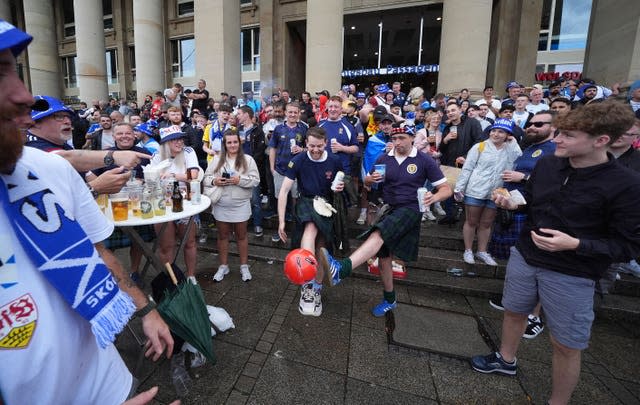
[386,303,492,360]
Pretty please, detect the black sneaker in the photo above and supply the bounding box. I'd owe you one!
[471,352,517,376]
[523,315,544,339]
[489,296,504,311]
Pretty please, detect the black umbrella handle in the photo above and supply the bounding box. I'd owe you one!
[165,262,179,286]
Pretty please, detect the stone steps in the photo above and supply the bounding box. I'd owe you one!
[197,223,640,323]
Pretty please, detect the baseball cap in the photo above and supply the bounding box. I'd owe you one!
[355,92,366,99]
[0,19,32,56]
[341,85,350,93]
[373,105,388,120]
[505,81,521,91]
[377,84,391,93]
[159,125,187,143]
[30,95,74,121]
[380,114,395,123]
[490,118,514,134]
[134,122,154,136]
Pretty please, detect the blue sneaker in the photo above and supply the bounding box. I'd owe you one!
[471,352,517,376]
[319,247,342,286]
[372,299,397,317]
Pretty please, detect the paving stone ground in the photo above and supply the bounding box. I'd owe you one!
[115,248,640,405]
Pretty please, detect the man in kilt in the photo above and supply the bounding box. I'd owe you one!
[319,126,452,316]
[277,127,344,316]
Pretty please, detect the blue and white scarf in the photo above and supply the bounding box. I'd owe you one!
[0,164,135,348]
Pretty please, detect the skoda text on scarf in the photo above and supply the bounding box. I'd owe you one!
[0,163,135,348]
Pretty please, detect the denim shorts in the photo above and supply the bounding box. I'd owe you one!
[502,247,596,350]
[463,195,496,209]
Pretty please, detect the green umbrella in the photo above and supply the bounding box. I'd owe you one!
[157,263,216,364]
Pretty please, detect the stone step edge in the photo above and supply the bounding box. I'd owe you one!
[197,244,640,323]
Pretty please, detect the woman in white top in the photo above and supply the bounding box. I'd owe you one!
[414,111,446,220]
[454,118,522,266]
[152,125,203,281]
[204,129,260,282]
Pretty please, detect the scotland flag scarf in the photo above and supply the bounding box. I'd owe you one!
[0,163,135,348]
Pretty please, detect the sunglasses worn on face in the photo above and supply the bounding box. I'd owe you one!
[525,121,551,128]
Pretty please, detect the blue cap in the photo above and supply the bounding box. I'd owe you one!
[419,101,431,110]
[134,122,153,136]
[0,19,32,57]
[505,81,521,91]
[87,123,101,134]
[355,92,366,99]
[405,111,416,120]
[490,118,514,134]
[30,95,74,121]
[377,84,391,93]
[147,119,158,128]
[341,85,351,93]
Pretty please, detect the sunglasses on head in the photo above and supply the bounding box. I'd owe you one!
[525,121,551,128]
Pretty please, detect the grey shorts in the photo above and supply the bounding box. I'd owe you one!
[503,247,596,350]
[273,171,298,199]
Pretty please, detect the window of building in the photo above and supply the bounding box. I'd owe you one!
[240,0,253,6]
[103,0,113,30]
[106,49,118,84]
[241,81,261,97]
[61,55,77,88]
[177,0,194,17]
[62,0,75,38]
[129,46,136,82]
[241,27,260,72]
[538,0,592,51]
[171,37,195,78]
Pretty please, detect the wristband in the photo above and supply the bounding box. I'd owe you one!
[135,298,157,318]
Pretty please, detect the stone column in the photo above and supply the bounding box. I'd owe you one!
[584,0,640,85]
[194,0,241,96]
[305,0,343,94]
[23,0,61,97]
[486,0,542,90]
[0,2,11,22]
[133,0,165,105]
[259,0,275,98]
[74,0,108,103]
[437,0,492,94]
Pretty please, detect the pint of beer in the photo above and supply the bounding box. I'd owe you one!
[110,192,129,221]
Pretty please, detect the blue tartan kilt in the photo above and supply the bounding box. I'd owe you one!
[489,213,526,260]
[104,225,156,250]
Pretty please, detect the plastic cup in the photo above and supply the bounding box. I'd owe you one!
[374,164,386,182]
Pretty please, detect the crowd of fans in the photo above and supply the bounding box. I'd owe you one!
[66,77,640,237]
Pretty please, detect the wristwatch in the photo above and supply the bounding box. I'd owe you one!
[522,173,530,182]
[88,185,99,199]
[134,297,157,318]
[104,150,115,166]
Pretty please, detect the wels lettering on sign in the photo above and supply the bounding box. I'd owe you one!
[535,71,582,82]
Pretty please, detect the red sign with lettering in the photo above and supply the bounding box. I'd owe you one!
[535,71,582,82]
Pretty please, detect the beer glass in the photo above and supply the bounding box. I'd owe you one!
[110,191,129,221]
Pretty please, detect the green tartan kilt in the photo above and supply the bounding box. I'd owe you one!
[358,207,421,262]
[295,196,334,246]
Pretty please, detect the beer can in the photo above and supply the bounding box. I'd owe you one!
[290,138,296,152]
[190,180,201,204]
[331,171,345,191]
[417,187,428,212]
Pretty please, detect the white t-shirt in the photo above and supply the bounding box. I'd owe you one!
[526,102,549,114]
[151,146,202,185]
[475,98,502,120]
[0,147,131,405]
[513,110,530,128]
[101,130,115,149]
